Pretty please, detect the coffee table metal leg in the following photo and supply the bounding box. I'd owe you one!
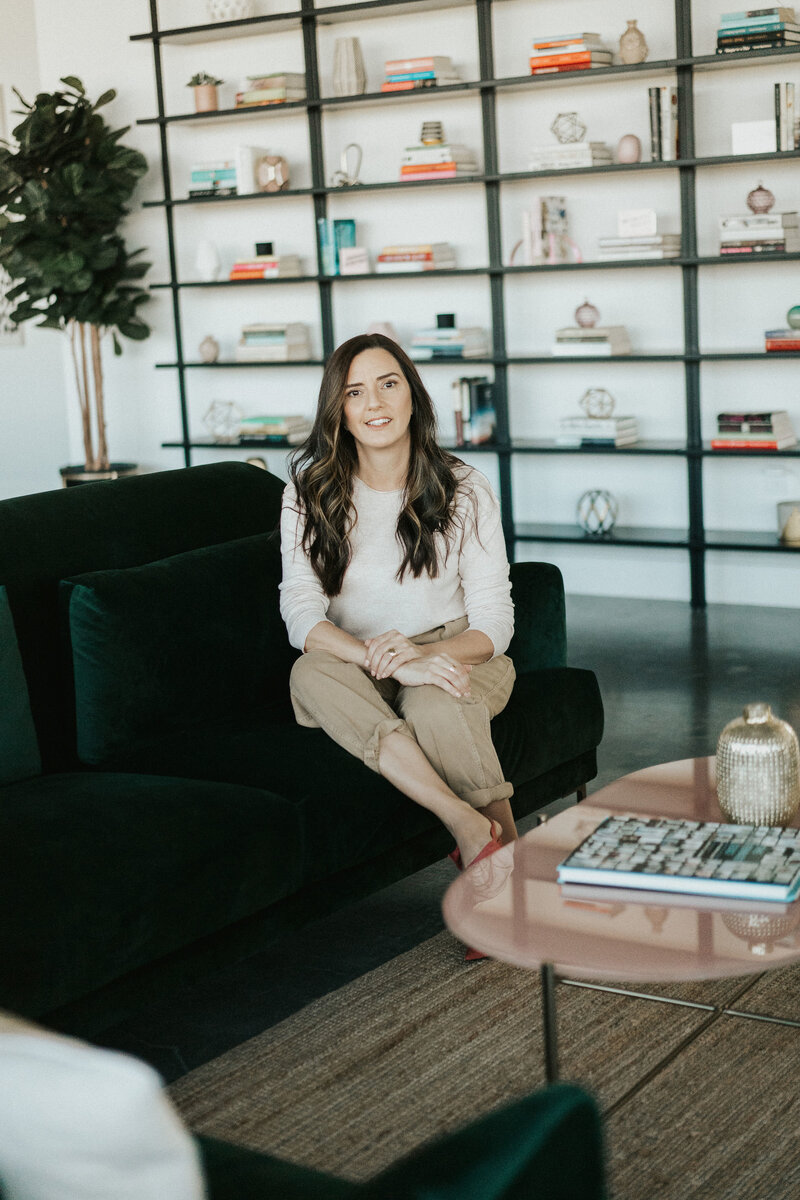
[540,962,559,1082]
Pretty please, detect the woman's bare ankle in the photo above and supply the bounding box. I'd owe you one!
[454,809,501,869]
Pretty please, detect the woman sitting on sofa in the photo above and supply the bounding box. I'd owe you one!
[279,332,517,875]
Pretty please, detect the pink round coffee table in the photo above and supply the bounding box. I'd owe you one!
[442,758,800,1081]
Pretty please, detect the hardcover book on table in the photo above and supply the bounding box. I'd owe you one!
[557,814,800,902]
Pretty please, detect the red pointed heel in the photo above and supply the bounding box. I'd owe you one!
[461,820,503,962]
[448,847,463,871]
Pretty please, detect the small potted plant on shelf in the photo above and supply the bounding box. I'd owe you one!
[0,76,151,485]
[188,72,224,113]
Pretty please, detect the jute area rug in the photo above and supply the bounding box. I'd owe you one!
[169,931,800,1199]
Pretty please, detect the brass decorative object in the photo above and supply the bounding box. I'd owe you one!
[577,489,618,536]
[716,703,800,825]
[579,387,616,419]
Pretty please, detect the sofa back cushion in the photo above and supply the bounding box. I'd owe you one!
[0,462,285,771]
[62,532,296,765]
[0,588,41,785]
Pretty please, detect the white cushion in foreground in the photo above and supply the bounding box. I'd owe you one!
[0,1016,205,1200]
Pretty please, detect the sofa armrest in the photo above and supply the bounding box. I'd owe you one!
[506,561,567,673]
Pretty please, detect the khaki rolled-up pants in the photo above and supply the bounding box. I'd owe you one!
[289,616,516,809]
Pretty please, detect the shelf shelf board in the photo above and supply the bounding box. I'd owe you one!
[143,188,315,208]
[703,530,800,551]
[498,160,678,183]
[321,172,486,193]
[155,360,325,369]
[130,11,305,43]
[690,149,800,168]
[690,46,800,71]
[330,266,489,281]
[138,100,311,128]
[161,437,298,450]
[511,439,687,455]
[500,258,685,274]
[317,81,481,111]
[505,352,686,363]
[492,59,680,93]
[150,276,321,289]
[702,444,800,457]
[514,523,690,548]
[694,251,800,266]
[700,350,800,360]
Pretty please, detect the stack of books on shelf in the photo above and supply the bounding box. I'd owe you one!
[381,56,460,92]
[775,81,797,149]
[711,409,798,449]
[556,414,639,447]
[238,414,312,444]
[376,243,456,272]
[718,210,799,255]
[409,323,489,359]
[400,142,478,181]
[528,140,613,170]
[597,233,681,260]
[318,218,356,276]
[552,325,632,356]
[189,160,237,198]
[229,252,302,280]
[452,376,496,446]
[529,32,612,74]
[765,325,800,350]
[234,322,312,362]
[715,7,800,53]
[235,72,306,108]
[647,86,679,161]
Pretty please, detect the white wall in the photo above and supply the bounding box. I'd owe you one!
[5,0,800,604]
[0,3,70,499]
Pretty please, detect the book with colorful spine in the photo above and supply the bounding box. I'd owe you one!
[375,243,457,272]
[238,414,312,443]
[529,32,611,74]
[711,408,797,449]
[229,254,302,281]
[381,55,461,91]
[235,322,312,361]
[716,6,800,51]
[718,210,799,254]
[400,141,478,181]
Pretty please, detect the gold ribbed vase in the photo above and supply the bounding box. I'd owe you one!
[716,703,800,826]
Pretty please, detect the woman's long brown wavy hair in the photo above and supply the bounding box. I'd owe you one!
[288,332,465,596]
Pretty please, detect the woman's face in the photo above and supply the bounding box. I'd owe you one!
[342,347,413,459]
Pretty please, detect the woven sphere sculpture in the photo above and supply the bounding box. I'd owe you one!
[550,112,587,144]
[577,489,618,536]
[579,388,616,419]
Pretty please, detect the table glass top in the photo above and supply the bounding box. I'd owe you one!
[442,758,800,981]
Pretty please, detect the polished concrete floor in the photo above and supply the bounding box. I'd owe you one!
[97,594,800,1083]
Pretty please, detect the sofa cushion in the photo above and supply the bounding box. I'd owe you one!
[0,772,303,1017]
[0,1013,204,1200]
[0,586,41,786]
[102,667,604,885]
[61,532,297,766]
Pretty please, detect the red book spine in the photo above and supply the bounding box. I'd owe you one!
[400,162,458,173]
[765,340,800,350]
[380,80,437,92]
[398,169,458,181]
[378,251,435,262]
[710,439,782,449]
[528,50,598,66]
[531,62,604,74]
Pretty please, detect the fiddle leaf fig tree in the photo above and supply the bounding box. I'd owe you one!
[0,76,151,472]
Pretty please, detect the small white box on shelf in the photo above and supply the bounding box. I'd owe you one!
[338,246,370,275]
[617,208,658,237]
[731,120,777,155]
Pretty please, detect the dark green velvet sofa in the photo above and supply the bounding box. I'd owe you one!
[0,462,603,1035]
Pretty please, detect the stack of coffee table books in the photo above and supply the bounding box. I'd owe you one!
[557,815,800,901]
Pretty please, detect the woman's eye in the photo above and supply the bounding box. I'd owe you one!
[383,379,396,388]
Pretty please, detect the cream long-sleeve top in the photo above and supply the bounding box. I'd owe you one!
[279,466,514,656]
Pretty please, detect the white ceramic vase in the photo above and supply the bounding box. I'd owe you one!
[332,37,367,96]
[195,239,222,282]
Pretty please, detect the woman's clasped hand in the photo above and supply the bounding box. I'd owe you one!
[364,629,472,697]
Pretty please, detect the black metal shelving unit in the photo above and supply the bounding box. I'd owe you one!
[133,0,800,607]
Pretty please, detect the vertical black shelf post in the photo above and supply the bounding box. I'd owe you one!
[476,0,514,554]
[302,0,334,360]
[149,0,192,468]
[675,0,705,606]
